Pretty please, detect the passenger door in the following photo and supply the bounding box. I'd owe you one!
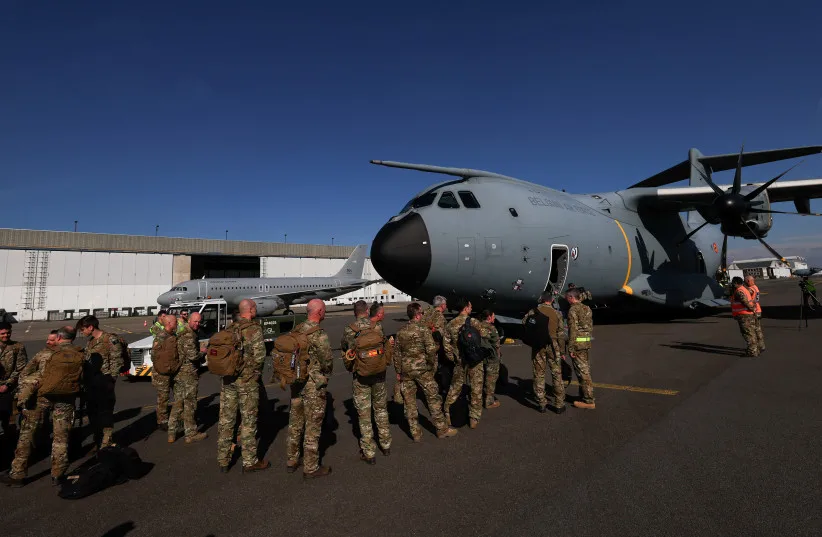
[198,281,208,299]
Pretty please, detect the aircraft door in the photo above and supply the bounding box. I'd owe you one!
[198,281,207,299]
[457,237,476,276]
[545,245,569,293]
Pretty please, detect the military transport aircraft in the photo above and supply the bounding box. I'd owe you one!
[369,146,822,318]
[157,245,377,315]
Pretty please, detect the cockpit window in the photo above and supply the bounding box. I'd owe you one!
[399,191,438,214]
[458,191,480,208]
[171,286,188,291]
[437,191,460,209]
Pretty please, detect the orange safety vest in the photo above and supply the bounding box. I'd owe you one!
[731,286,755,317]
[747,284,762,314]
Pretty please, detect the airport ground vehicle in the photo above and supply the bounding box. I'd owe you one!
[126,299,306,377]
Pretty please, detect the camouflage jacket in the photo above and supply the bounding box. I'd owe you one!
[733,287,756,312]
[477,320,500,360]
[580,289,594,302]
[341,316,378,371]
[567,303,593,349]
[446,313,484,363]
[293,320,333,379]
[229,319,266,383]
[150,319,186,337]
[394,319,437,375]
[85,332,125,378]
[0,340,28,391]
[17,342,84,404]
[176,324,201,378]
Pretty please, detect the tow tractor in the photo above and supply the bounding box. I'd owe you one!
[127,298,307,378]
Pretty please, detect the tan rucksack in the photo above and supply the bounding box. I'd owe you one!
[152,335,181,375]
[271,324,321,387]
[206,323,244,377]
[349,321,387,377]
[38,346,84,397]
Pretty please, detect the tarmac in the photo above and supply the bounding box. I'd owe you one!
[1,279,820,537]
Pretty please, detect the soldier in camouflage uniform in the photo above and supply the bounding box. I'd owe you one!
[566,289,595,409]
[567,283,593,303]
[166,313,207,444]
[0,321,27,462]
[1,326,82,487]
[444,298,485,429]
[744,275,766,353]
[342,301,391,464]
[76,315,125,449]
[730,277,759,357]
[528,293,570,414]
[477,310,501,409]
[287,299,333,479]
[217,300,269,473]
[395,303,458,441]
[422,296,450,396]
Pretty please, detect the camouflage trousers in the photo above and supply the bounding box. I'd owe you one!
[287,376,327,474]
[445,360,484,422]
[401,369,447,437]
[736,315,760,356]
[353,375,391,458]
[169,374,199,439]
[531,348,548,408]
[10,397,74,479]
[217,379,259,468]
[569,346,595,404]
[393,380,403,405]
[484,353,500,407]
[545,342,567,407]
[87,380,116,449]
[152,373,172,426]
[754,314,766,351]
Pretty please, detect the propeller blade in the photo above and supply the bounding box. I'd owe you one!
[732,144,744,195]
[741,218,786,262]
[743,160,804,201]
[677,220,709,244]
[749,208,822,216]
[690,163,725,196]
[721,234,728,272]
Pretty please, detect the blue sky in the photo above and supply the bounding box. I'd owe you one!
[2,1,821,262]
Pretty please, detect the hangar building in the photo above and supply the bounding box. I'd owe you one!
[0,228,409,321]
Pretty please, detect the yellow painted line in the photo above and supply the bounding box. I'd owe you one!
[568,380,679,396]
[614,220,632,288]
[103,324,133,335]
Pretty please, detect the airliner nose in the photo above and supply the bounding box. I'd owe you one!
[371,213,431,294]
[157,292,172,306]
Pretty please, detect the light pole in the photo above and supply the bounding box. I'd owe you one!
[74,220,78,232]
[332,237,334,246]
[225,230,228,240]
[155,225,159,237]
[284,233,287,244]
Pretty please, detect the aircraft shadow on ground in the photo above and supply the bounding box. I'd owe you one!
[660,342,746,357]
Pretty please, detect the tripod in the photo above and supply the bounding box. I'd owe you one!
[799,287,820,330]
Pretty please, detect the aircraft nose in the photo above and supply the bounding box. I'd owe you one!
[371,212,431,293]
[157,292,172,306]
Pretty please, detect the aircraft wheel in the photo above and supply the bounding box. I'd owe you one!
[283,309,294,315]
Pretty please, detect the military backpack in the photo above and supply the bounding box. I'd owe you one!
[38,346,85,397]
[104,333,132,375]
[271,324,321,387]
[457,317,486,367]
[206,323,244,377]
[348,321,387,377]
[152,335,181,375]
[522,308,552,349]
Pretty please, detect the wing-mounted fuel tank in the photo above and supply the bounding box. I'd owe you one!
[716,186,773,238]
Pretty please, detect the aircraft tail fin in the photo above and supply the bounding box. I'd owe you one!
[687,148,708,226]
[334,245,367,279]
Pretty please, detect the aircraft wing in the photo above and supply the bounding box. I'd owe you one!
[635,178,822,213]
[275,280,382,303]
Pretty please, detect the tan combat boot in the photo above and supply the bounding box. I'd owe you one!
[242,459,271,473]
[573,401,596,410]
[185,432,208,444]
[437,427,458,439]
[304,466,332,479]
[469,418,479,429]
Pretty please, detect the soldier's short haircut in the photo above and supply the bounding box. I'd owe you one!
[49,329,58,335]
[407,302,423,319]
[567,283,576,289]
[369,301,383,318]
[731,276,744,286]
[57,326,77,341]
[0,321,11,331]
[454,297,470,312]
[481,309,494,320]
[353,300,369,317]
[565,289,581,300]
[539,291,554,304]
[432,295,447,308]
[75,315,99,331]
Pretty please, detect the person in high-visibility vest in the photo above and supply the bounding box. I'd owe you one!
[744,275,766,353]
[730,277,759,357]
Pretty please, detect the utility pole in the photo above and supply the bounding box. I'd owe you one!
[74,220,78,232]
[225,230,228,240]
[155,225,159,237]
[332,237,334,246]
[284,233,287,244]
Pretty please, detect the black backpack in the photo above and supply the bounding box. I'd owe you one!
[522,308,552,349]
[458,317,486,367]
